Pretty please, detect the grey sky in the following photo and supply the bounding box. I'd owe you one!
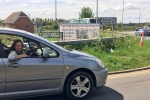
[0,0,150,23]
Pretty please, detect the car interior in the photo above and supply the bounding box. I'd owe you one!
[1,40,58,58]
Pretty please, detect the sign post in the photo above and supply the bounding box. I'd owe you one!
[41,32,63,41]
[36,21,40,36]
[99,17,117,37]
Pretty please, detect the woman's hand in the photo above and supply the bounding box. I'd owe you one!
[21,54,29,58]
[33,46,37,49]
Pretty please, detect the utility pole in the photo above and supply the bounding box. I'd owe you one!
[96,0,98,23]
[55,0,57,21]
[122,0,124,26]
[139,8,141,27]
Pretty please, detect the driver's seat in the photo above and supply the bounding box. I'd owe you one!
[0,40,7,58]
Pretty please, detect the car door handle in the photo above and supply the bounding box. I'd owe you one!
[8,63,21,67]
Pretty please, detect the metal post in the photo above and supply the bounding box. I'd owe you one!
[96,0,98,23]
[122,0,124,26]
[79,12,80,23]
[112,25,114,37]
[55,0,57,21]
[139,8,141,27]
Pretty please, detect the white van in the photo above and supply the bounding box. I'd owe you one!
[68,18,96,23]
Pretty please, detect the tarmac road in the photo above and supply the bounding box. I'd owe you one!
[14,69,150,100]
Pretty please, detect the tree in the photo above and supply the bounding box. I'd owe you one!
[145,22,150,27]
[32,18,34,23]
[80,7,94,18]
[0,19,3,27]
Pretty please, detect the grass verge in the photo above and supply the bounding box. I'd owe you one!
[65,36,150,72]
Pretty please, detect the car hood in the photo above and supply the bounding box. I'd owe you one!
[68,49,97,59]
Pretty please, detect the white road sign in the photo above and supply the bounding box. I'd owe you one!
[59,23,100,41]
[99,17,117,25]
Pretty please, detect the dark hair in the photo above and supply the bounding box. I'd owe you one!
[10,39,23,52]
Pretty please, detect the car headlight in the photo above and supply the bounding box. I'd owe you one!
[96,59,105,68]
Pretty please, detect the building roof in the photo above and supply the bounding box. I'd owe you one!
[2,11,33,24]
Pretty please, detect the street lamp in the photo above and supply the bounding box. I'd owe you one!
[55,0,57,21]
[96,0,98,23]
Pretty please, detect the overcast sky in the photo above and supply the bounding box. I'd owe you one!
[0,0,150,23]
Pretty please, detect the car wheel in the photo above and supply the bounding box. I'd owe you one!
[65,72,94,100]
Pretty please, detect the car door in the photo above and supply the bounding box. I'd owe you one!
[2,36,65,92]
[0,41,6,93]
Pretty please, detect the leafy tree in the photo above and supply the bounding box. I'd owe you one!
[41,20,47,26]
[145,22,150,27]
[32,18,34,23]
[80,7,94,18]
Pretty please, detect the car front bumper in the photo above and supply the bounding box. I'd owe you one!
[93,68,108,89]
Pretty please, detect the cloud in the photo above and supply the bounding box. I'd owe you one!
[125,3,138,10]
[127,15,139,19]
[113,5,123,11]
[146,9,150,11]
[22,4,29,8]
[113,3,139,11]
[40,5,49,8]
[67,1,77,5]
[29,0,43,3]
[33,5,37,8]
[5,0,12,2]
[72,9,80,13]
[0,0,12,2]
[102,8,108,12]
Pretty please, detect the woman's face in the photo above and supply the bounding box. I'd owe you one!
[15,42,23,52]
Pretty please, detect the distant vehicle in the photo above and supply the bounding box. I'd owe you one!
[135,27,142,31]
[135,28,150,36]
[68,18,96,24]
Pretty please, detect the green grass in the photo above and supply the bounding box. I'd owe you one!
[100,30,128,37]
[65,36,150,72]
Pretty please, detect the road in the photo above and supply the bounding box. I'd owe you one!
[121,31,150,40]
[13,69,150,100]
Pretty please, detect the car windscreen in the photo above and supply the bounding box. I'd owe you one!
[90,19,96,23]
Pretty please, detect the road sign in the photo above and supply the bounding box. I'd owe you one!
[41,32,63,38]
[36,21,40,28]
[99,17,117,25]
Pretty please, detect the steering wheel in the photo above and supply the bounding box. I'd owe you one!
[30,48,38,56]
[26,48,38,57]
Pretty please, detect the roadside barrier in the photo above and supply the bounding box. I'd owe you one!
[139,32,145,46]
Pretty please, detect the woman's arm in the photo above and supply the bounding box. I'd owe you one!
[13,54,29,60]
[8,51,29,60]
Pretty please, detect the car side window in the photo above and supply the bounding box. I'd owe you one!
[40,43,59,58]
[0,34,24,57]
[0,34,23,47]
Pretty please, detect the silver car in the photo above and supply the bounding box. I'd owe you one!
[0,28,108,100]
[135,28,150,36]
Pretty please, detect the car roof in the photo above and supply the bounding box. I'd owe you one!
[0,28,31,35]
[0,28,69,55]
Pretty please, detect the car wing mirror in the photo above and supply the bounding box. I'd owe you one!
[42,51,49,58]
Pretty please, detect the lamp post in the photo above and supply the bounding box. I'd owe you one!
[139,8,141,27]
[55,0,57,21]
[96,0,98,23]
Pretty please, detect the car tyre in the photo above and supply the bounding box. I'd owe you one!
[65,71,94,100]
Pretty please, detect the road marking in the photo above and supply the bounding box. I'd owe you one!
[108,69,150,79]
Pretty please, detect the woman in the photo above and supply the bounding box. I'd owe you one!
[8,39,29,60]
